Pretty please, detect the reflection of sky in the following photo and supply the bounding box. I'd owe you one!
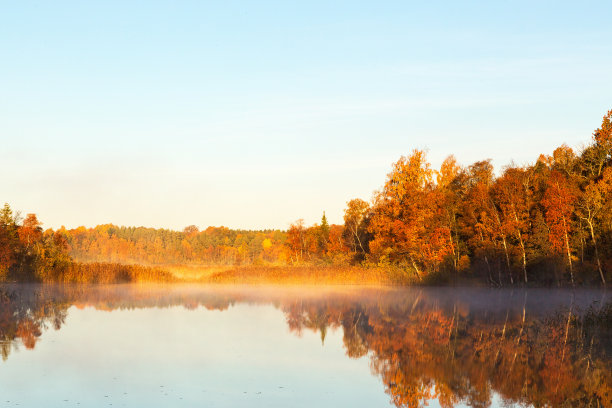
[1,285,595,407]
[1,304,392,408]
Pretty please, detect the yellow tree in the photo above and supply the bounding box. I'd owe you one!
[287,219,306,263]
[436,155,464,271]
[541,170,578,284]
[579,110,612,179]
[491,167,532,283]
[18,214,43,249]
[460,161,507,284]
[343,198,370,255]
[575,166,611,285]
[369,150,451,278]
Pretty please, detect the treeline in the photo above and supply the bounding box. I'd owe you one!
[60,110,612,286]
[64,225,290,265]
[0,205,172,283]
[0,205,72,282]
[349,109,612,286]
[2,109,611,285]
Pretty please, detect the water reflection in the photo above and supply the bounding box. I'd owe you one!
[0,284,610,407]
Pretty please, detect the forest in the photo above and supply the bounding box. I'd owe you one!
[0,109,610,285]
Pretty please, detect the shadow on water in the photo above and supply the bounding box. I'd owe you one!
[0,284,610,407]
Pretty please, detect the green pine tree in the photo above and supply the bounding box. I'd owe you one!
[319,212,330,253]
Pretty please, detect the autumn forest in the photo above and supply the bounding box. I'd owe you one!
[1,110,611,286]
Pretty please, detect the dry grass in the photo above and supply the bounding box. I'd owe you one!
[162,264,235,281]
[53,263,176,284]
[35,262,415,285]
[153,264,418,285]
[201,265,400,285]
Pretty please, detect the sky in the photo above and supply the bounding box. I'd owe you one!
[1,1,611,231]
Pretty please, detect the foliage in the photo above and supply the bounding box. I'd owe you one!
[2,109,612,286]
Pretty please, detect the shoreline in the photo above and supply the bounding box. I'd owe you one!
[2,263,605,288]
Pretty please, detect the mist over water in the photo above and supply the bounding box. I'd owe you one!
[1,285,610,407]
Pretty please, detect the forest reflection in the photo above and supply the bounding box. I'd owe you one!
[1,285,610,408]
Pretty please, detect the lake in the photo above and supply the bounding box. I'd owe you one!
[0,285,610,408]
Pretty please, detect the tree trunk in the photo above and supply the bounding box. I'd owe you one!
[410,257,422,281]
[479,231,495,285]
[562,216,574,285]
[448,227,456,270]
[355,229,366,254]
[491,202,513,284]
[587,220,606,286]
[513,210,528,284]
[501,236,513,284]
[579,219,585,264]
[452,212,460,269]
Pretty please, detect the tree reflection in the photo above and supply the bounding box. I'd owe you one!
[0,285,609,407]
[0,286,69,358]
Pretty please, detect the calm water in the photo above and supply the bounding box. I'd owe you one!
[0,285,610,408]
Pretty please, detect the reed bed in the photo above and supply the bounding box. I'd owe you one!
[205,265,405,285]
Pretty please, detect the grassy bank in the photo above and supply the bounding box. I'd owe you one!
[62,263,177,283]
[3,262,177,284]
[204,265,397,285]
[46,263,416,285]
[2,261,591,287]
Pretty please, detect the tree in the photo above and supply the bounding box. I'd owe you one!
[593,109,612,168]
[578,110,612,180]
[368,150,451,277]
[287,219,306,263]
[319,212,330,253]
[542,171,578,283]
[575,166,612,285]
[436,155,465,271]
[0,204,18,278]
[19,213,43,250]
[0,203,18,227]
[0,229,14,279]
[551,144,577,177]
[491,167,533,283]
[183,225,199,237]
[343,199,370,255]
[460,160,506,284]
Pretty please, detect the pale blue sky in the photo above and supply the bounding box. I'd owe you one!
[1,1,610,230]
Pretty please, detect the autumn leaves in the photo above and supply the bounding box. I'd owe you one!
[1,110,611,286]
[349,110,612,285]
